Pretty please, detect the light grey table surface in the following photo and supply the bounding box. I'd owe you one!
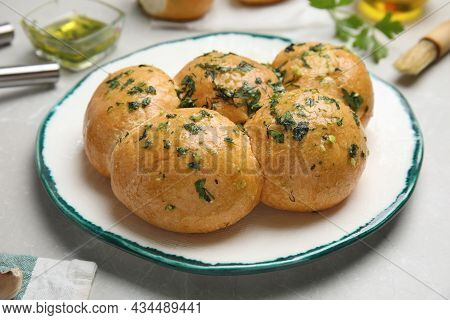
[1,0,449,300]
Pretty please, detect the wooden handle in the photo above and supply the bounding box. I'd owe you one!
[422,20,450,58]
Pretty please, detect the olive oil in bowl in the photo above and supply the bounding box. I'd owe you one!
[358,0,427,22]
[45,15,106,42]
[22,0,124,71]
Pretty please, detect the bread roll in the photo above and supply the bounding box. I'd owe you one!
[110,108,263,233]
[273,42,374,126]
[174,51,282,124]
[84,65,179,177]
[139,0,213,21]
[240,0,285,5]
[245,88,368,212]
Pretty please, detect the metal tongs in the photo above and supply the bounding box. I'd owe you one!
[0,22,60,88]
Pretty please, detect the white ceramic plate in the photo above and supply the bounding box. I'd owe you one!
[36,33,423,275]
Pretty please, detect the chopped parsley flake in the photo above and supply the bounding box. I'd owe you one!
[352,112,361,127]
[177,75,196,108]
[141,97,151,107]
[157,122,168,130]
[224,137,234,144]
[275,111,296,131]
[342,89,363,112]
[176,147,188,156]
[163,139,171,149]
[234,82,262,114]
[120,78,135,90]
[273,67,285,82]
[106,71,135,90]
[183,123,203,135]
[190,113,202,123]
[268,80,285,93]
[188,152,202,170]
[348,144,359,158]
[215,85,234,99]
[139,124,152,141]
[196,63,231,79]
[269,93,281,109]
[128,101,140,111]
[293,121,309,141]
[235,123,248,136]
[106,78,120,89]
[143,139,153,149]
[165,204,176,211]
[305,97,315,107]
[179,97,197,108]
[127,86,144,95]
[194,179,215,203]
[319,96,340,109]
[146,86,156,95]
[323,134,336,143]
[299,51,311,69]
[268,129,285,143]
[215,82,262,115]
[284,43,295,52]
[197,61,253,79]
[190,110,212,122]
[118,131,129,143]
[310,43,324,52]
[236,61,254,73]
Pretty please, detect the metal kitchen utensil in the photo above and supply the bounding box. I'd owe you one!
[0,63,60,88]
[0,22,14,46]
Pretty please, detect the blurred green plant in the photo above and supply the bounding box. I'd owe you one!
[309,0,404,62]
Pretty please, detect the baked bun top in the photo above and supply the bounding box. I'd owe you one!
[240,0,286,4]
[245,88,368,211]
[83,65,179,177]
[110,108,263,233]
[174,51,282,124]
[139,0,213,21]
[273,42,373,126]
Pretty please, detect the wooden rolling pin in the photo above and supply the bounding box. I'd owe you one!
[394,20,450,75]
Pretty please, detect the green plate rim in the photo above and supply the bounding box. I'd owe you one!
[35,32,424,275]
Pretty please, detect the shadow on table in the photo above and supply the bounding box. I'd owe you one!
[94,206,406,299]
[394,60,438,88]
[0,85,55,104]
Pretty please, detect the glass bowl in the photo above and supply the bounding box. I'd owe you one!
[21,0,124,71]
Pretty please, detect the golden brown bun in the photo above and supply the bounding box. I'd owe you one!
[110,108,263,233]
[174,51,281,124]
[245,88,368,212]
[240,0,285,5]
[139,0,213,21]
[273,42,374,126]
[83,65,179,177]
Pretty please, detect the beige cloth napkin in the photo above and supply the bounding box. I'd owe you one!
[1,253,97,300]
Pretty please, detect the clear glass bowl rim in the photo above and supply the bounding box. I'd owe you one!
[21,0,125,45]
